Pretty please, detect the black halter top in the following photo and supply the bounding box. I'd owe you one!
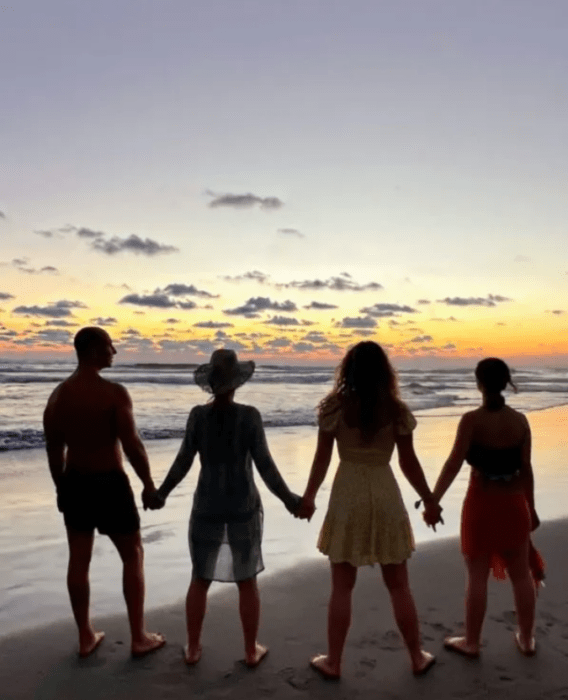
[465,442,523,480]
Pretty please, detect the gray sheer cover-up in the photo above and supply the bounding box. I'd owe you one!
[157,402,301,582]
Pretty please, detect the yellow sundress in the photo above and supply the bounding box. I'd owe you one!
[317,398,416,566]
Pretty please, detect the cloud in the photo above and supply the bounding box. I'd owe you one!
[34,229,57,238]
[16,263,59,274]
[118,292,198,310]
[409,335,433,343]
[163,318,180,324]
[437,294,512,307]
[76,227,104,238]
[336,316,377,329]
[35,225,177,258]
[221,270,270,284]
[0,211,5,219]
[302,331,328,343]
[303,301,338,310]
[360,303,418,317]
[92,233,178,256]
[207,192,283,210]
[33,329,73,344]
[161,283,218,298]
[281,276,383,292]
[0,292,15,300]
[12,300,87,318]
[10,257,59,274]
[430,316,458,322]
[546,309,565,315]
[277,228,304,238]
[293,342,315,353]
[265,337,291,348]
[264,316,301,326]
[417,299,431,305]
[193,321,235,328]
[223,296,297,317]
[90,317,117,326]
[119,293,177,309]
[46,319,78,327]
[442,343,457,350]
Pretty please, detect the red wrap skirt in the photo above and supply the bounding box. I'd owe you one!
[461,471,545,582]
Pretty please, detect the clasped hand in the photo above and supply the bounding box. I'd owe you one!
[296,496,316,521]
[421,500,444,531]
[142,486,165,511]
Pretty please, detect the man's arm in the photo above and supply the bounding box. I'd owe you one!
[43,395,66,498]
[115,385,155,491]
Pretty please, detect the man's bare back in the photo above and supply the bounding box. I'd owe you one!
[45,372,129,474]
[43,327,165,658]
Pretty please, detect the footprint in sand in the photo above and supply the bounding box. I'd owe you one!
[427,621,453,634]
[359,657,377,668]
[278,667,311,691]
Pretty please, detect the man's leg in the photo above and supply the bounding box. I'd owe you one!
[66,528,105,657]
[109,531,165,656]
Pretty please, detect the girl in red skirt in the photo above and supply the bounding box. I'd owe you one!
[427,358,544,658]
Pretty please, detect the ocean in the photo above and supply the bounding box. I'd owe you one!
[2,361,568,637]
[3,361,568,453]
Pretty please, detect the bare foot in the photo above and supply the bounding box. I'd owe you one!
[444,636,480,659]
[412,650,436,676]
[131,632,166,658]
[184,643,202,665]
[243,642,269,668]
[79,630,105,658]
[515,632,536,657]
[309,654,341,680]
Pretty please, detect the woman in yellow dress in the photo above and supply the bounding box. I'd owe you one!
[298,341,441,679]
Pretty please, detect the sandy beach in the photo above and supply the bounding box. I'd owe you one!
[0,518,566,700]
[2,404,568,698]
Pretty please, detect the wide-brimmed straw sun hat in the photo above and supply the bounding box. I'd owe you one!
[194,348,255,395]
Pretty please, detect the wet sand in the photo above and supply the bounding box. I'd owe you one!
[0,519,565,700]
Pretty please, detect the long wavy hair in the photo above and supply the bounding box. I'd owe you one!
[318,341,404,442]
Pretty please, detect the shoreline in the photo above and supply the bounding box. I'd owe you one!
[2,403,568,639]
[0,519,566,700]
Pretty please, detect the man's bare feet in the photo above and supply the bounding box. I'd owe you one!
[131,632,166,658]
[443,636,480,659]
[243,642,269,668]
[515,632,536,657]
[309,654,341,680]
[412,650,436,676]
[79,630,105,658]
[184,643,202,665]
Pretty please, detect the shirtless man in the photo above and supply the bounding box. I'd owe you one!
[43,326,165,658]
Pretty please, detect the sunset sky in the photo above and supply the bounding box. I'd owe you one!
[1,0,567,366]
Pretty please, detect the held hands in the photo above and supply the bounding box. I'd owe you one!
[418,498,444,531]
[296,495,316,521]
[142,486,165,511]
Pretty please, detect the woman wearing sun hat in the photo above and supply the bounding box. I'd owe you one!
[150,348,301,667]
